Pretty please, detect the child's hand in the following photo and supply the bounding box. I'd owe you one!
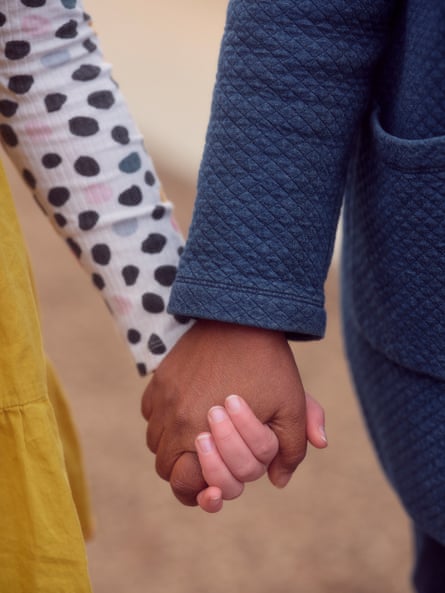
[195,393,327,513]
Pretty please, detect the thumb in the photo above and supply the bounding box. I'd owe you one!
[169,452,207,506]
[305,392,328,449]
[267,397,307,489]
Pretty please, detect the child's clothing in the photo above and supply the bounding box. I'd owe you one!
[0,1,190,590]
[0,162,92,590]
[168,0,445,588]
[0,1,191,377]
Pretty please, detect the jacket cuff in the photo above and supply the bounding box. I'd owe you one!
[168,277,326,340]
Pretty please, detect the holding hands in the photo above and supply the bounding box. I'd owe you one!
[141,320,327,512]
[196,393,327,513]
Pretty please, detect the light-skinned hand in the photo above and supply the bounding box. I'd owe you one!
[195,393,327,512]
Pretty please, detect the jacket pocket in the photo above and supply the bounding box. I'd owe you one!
[343,108,445,379]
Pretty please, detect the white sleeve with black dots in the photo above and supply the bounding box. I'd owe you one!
[0,0,193,376]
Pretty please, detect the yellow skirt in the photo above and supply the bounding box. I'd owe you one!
[0,161,94,592]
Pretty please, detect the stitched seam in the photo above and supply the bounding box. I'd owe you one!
[174,277,324,308]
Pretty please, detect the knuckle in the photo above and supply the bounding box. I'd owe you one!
[215,427,235,443]
[234,460,264,482]
[170,452,207,503]
[146,433,157,454]
[171,409,190,432]
[155,456,172,482]
[145,426,158,453]
[256,441,271,458]
[170,475,199,499]
[255,438,278,462]
[224,482,245,501]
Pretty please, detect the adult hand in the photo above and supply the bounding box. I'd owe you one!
[141,319,309,506]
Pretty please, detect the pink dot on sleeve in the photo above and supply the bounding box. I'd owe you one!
[24,124,53,140]
[109,295,133,316]
[84,183,113,205]
[21,15,52,37]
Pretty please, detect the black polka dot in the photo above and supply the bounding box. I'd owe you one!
[44,93,67,112]
[122,265,139,286]
[142,293,165,314]
[48,187,70,207]
[91,244,111,265]
[137,363,147,376]
[54,213,67,227]
[8,75,34,94]
[152,205,165,220]
[148,334,167,355]
[20,0,46,6]
[92,273,105,290]
[127,329,141,344]
[78,210,99,231]
[74,156,100,177]
[0,124,18,147]
[72,64,101,82]
[87,90,115,109]
[0,13,6,27]
[67,237,82,258]
[69,116,99,137]
[154,265,177,287]
[141,233,167,254]
[118,185,142,206]
[5,41,31,60]
[22,168,36,189]
[145,170,156,186]
[42,153,62,168]
[177,246,184,256]
[55,20,78,39]
[83,38,97,53]
[0,100,18,118]
[174,314,191,325]
[111,126,129,145]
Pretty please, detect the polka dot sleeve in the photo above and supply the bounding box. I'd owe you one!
[0,0,193,376]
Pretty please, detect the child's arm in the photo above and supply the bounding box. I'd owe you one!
[0,1,192,375]
[195,393,327,513]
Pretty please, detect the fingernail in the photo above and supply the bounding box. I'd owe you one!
[196,434,213,454]
[209,406,227,423]
[225,394,241,413]
[319,425,328,444]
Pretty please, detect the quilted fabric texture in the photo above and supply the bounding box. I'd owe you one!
[170,0,445,543]
[169,0,395,336]
[343,306,445,546]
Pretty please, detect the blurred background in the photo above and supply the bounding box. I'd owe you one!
[3,1,412,591]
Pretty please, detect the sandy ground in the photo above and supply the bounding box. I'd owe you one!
[2,1,414,591]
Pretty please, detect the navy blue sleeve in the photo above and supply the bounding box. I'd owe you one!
[169,0,396,337]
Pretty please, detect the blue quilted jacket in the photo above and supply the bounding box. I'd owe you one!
[169,0,445,381]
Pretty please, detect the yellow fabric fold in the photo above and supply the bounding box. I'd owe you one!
[0,398,92,592]
[0,161,93,591]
